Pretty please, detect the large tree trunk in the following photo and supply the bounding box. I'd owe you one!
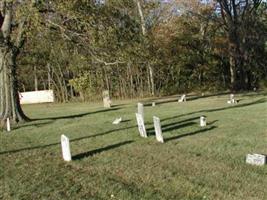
[0,47,29,125]
[0,1,29,125]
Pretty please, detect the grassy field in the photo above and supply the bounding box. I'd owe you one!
[1,92,267,200]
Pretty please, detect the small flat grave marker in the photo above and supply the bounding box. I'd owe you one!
[178,94,186,103]
[135,113,147,138]
[61,135,72,161]
[6,117,11,132]
[227,94,237,104]
[153,116,164,143]
[112,117,122,125]
[246,154,266,166]
[137,103,144,120]
[200,116,207,127]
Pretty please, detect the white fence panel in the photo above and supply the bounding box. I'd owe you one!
[20,90,54,104]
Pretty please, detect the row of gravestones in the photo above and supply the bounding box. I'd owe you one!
[104,90,237,108]
[2,92,265,166]
[59,93,263,165]
[135,102,266,166]
[136,103,206,143]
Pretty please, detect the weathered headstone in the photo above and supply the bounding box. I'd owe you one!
[152,102,156,107]
[61,135,72,161]
[227,94,237,104]
[135,113,147,138]
[6,118,11,132]
[178,94,186,102]
[112,117,122,125]
[200,116,207,127]
[153,116,164,143]
[137,103,144,120]
[246,154,266,166]
[103,90,111,108]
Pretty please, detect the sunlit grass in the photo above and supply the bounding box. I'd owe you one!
[1,92,267,200]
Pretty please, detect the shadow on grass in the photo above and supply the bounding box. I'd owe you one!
[165,126,217,142]
[143,92,231,106]
[32,107,121,121]
[147,121,197,135]
[208,120,218,125]
[0,125,136,155]
[160,98,266,122]
[72,140,133,160]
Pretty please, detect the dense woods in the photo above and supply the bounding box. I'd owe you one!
[0,0,266,123]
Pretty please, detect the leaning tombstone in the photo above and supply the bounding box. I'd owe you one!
[137,103,144,120]
[178,94,186,102]
[103,90,111,108]
[153,116,164,143]
[227,94,237,104]
[61,135,72,161]
[112,117,122,125]
[6,117,11,132]
[135,113,147,138]
[200,116,207,127]
[246,154,266,166]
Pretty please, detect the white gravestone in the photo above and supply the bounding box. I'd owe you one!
[137,103,144,120]
[103,90,111,108]
[112,117,122,125]
[135,113,147,138]
[6,117,11,132]
[61,135,72,161]
[227,94,237,104]
[246,154,266,166]
[152,102,156,107]
[200,116,207,127]
[178,94,186,102]
[153,116,164,143]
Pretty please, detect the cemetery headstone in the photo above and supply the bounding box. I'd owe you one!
[227,94,237,104]
[137,103,144,120]
[103,90,111,108]
[6,117,11,132]
[112,117,122,125]
[61,135,72,161]
[135,113,147,138]
[152,102,156,107]
[153,116,164,143]
[200,116,207,127]
[246,154,266,166]
[178,94,186,102]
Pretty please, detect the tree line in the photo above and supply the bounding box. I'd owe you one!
[0,0,266,123]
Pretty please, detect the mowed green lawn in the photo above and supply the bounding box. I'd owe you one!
[1,93,267,200]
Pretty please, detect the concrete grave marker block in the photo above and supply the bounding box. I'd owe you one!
[61,135,72,161]
[228,94,237,104]
[152,102,156,107]
[137,103,144,120]
[6,118,11,132]
[135,113,147,138]
[112,117,122,125]
[153,116,164,143]
[178,94,186,102]
[246,154,266,166]
[103,90,111,108]
[200,116,207,127]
